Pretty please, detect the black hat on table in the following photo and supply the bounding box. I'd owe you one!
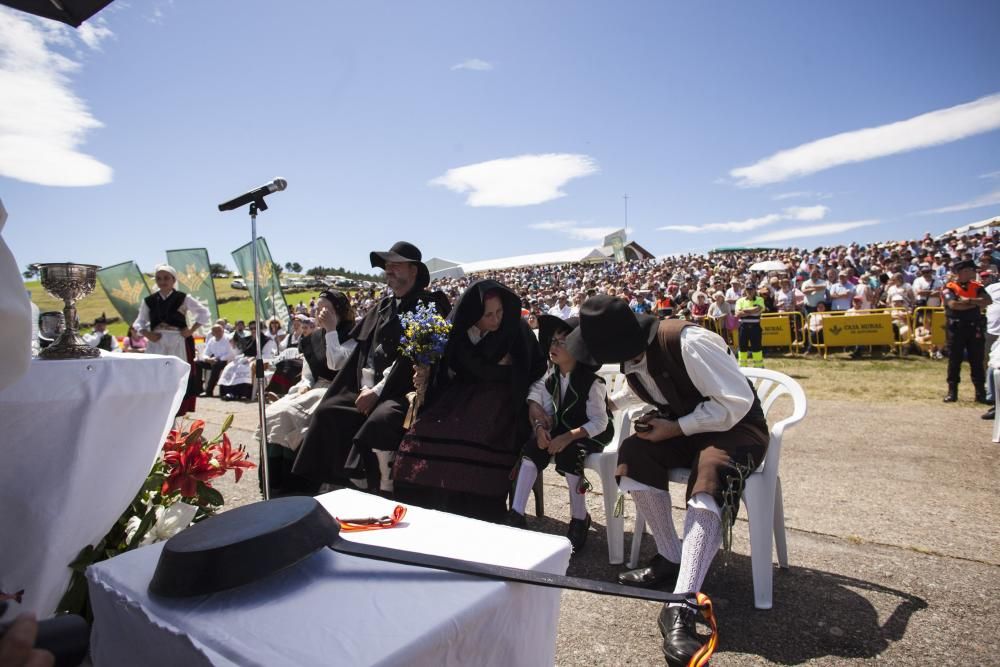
[370,241,429,290]
[565,294,658,365]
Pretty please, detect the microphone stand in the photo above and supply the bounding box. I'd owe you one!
[248,199,271,500]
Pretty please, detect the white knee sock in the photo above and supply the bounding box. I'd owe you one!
[673,507,723,596]
[374,450,395,493]
[564,474,588,520]
[629,488,682,563]
[511,459,537,515]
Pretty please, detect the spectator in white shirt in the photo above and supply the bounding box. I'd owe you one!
[83,313,120,352]
[828,270,855,311]
[913,265,942,308]
[197,323,236,397]
[548,292,572,318]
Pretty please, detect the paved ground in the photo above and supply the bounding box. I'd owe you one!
[192,388,1000,666]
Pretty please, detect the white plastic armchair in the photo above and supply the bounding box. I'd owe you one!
[581,365,635,564]
[626,367,807,609]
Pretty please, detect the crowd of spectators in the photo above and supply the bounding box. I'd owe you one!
[396,229,999,358]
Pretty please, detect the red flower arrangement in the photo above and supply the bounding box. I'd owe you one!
[58,415,255,619]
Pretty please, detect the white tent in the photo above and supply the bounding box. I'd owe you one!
[935,214,1000,240]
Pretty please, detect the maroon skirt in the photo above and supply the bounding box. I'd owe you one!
[393,380,518,498]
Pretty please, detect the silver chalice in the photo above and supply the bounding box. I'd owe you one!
[37,263,102,360]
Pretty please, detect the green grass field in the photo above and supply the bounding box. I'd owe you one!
[26,281,958,403]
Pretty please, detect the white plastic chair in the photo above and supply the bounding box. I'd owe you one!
[626,367,807,609]
[581,364,633,564]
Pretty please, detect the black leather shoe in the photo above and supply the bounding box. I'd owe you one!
[617,554,680,588]
[504,509,527,528]
[566,514,591,553]
[982,407,996,420]
[658,605,704,667]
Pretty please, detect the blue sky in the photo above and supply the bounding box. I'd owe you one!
[2,1,999,274]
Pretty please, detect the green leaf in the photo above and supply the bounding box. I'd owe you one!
[126,509,158,550]
[197,482,224,507]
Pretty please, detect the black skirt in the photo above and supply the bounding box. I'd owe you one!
[393,380,518,498]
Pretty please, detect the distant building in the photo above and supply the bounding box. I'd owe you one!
[427,231,654,279]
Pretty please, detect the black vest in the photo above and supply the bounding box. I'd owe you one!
[302,322,353,383]
[145,291,188,329]
[97,333,114,351]
[546,368,614,446]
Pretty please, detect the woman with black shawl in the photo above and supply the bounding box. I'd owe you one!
[393,279,546,522]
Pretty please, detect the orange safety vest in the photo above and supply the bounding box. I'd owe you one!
[946,281,982,299]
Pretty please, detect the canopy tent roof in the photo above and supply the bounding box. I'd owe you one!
[1,0,113,27]
[935,215,1000,240]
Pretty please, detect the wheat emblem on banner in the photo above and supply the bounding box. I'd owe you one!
[111,278,144,304]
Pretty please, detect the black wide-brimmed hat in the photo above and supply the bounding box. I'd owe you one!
[537,314,576,355]
[370,241,429,290]
[566,294,658,365]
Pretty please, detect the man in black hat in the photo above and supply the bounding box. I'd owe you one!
[291,242,450,495]
[942,259,991,403]
[566,294,768,666]
[83,313,119,352]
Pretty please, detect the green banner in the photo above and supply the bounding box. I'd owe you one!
[231,237,290,325]
[96,261,151,326]
[166,248,219,322]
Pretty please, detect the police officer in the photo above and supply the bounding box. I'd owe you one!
[942,259,991,403]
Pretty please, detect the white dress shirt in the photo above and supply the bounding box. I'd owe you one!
[324,331,358,372]
[202,335,235,362]
[132,290,211,334]
[610,326,754,437]
[527,367,609,438]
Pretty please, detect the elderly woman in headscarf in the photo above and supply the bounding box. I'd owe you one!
[393,279,546,522]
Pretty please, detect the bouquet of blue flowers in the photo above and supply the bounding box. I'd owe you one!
[397,302,451,426]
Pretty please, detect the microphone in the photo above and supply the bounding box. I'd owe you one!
[218,178,288,211]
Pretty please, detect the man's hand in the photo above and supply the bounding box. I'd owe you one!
[635,417,683,441]
[0,613,55,667]
[180,327,193,338]
[535,427,552,451]
[355,388,379,416]
[547,432,573,454]
[527,401,551,431]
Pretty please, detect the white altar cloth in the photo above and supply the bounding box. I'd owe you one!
[86,489,572,666]
[0,353,188,620]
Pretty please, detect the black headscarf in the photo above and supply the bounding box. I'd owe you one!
[440,279,544,403]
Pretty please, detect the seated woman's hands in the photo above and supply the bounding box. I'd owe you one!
[412,365,430,394]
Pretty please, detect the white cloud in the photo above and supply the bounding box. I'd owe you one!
[451,58,493,71]
[430,153,598,207]
[529,220,630,242]
[78,19,114,50]
[980,170,1000,180]
[917,188,1000,215]
[784,205,829,221]
[0,8,112,186]
[659,205,828,233]
[742,220,880,244]
[771,190,832,201]
[528,220,632,241]
[730,92,1000,187]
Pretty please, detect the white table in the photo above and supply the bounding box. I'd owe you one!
[87,489,572,667]
[0,353,188,620]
